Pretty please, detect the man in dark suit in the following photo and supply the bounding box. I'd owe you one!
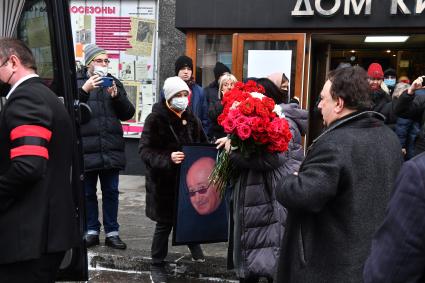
[364,151,425,282]
[275,66,403,283]
[0,38,78,282]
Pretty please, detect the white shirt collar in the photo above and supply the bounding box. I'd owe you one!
[6,74,40,99]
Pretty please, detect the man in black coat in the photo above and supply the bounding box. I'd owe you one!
[79,44,135,249]
[276,66,403,283]
[364,151,425,282]
[0,38,79,281]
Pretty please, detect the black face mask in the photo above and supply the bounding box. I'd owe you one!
[0,82,11,97]
[0,71,14,97]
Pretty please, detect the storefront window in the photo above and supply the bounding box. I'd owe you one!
[243,40,298,97]
[196,34,232,87]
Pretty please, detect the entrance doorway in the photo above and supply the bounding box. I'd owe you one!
[308,33,425,144]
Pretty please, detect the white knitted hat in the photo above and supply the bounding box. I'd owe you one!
[163,76,189,101]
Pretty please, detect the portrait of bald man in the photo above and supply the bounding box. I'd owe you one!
[186,157,221,215]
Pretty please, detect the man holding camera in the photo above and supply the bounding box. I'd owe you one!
[78,44,135,249]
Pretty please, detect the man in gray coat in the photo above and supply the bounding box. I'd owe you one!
[276,66,403,283]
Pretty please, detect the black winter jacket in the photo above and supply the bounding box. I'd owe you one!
[228,151,287,280]
[394,91,425,154]
[77,70,135,172]
[138,101,207,223]
[204,81,225,140]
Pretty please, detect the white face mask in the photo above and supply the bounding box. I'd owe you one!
[170,96,189,111]
[93,65,108,77]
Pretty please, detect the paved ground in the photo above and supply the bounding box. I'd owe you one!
[85,175,235,282]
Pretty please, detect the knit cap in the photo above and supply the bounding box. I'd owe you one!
[84,44,107,66]
[175,55,193,75]
[367,63,384,79]
[384,68,396,78]
[213,62,230,81]
[163,76,190,101]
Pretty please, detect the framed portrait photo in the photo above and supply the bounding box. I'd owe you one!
[173,144,229,245]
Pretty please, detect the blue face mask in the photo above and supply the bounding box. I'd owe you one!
[384,78,396,87]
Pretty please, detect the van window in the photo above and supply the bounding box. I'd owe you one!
[17,0,55,85]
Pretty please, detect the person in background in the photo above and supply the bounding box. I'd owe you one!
[78,44,135,250]
[256,78,308,173]
[383,68,397,95]
[394,75,425,156]
[275,66,402,283]
[393,82,422,160]
[0,38,79,282]
[208,73,237,141]
[204,62,230,139]
[367,62,397,129]
[398,75,410,84]
[174,55,210,136]
[268,72,291,103]
[139,76,208,283]
[364,151,425,282]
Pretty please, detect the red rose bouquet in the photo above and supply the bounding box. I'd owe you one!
[209,80,293,197]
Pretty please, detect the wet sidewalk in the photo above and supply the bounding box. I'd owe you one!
[86,175,236,282]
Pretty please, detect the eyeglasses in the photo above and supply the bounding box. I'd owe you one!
[188,185,209,197]
[0,58,9,68]
[93,58,110,64]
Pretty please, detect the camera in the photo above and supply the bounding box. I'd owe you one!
[101,77,113,88]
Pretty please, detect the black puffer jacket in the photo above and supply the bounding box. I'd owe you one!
[138,101,207,223]
[77,70,135,172]
[228,151,288,280]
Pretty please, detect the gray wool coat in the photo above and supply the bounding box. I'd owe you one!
[276,111,403,283]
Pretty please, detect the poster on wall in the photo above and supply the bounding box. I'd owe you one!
[70,0,157,138]
[247,50,292,94]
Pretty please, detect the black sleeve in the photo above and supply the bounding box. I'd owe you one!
[276,141,341,213]
[138,113,175,170]
[394,91,425,122]
[364,160,425,283]
[0,94,51,209]
[111,78,136,121]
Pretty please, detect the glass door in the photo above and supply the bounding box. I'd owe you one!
[232,33,306,104]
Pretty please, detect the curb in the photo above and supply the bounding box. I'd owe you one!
[88,247,237,282]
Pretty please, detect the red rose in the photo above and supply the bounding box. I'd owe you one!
[236,124,251,140]
[222,117,236,133]
[262,97,275,112]
[239,97,256,115]
[255,103,271,117]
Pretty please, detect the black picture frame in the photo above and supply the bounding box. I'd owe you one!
[172,144,229,245]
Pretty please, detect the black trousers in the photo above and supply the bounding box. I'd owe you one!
[151,221,200,265]
[0,251,65,283]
